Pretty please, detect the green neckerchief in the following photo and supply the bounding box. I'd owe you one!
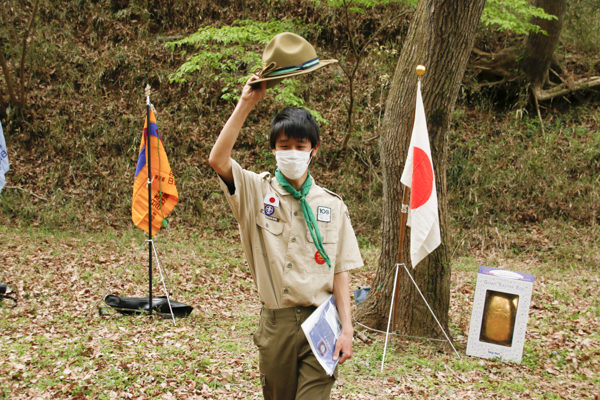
[275,169,331,270]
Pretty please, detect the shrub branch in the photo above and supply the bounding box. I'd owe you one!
[19,0,40,108]
[0,38,18,106]
[0,5,17,53]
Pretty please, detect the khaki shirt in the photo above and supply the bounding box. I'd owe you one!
[218,159,363,309]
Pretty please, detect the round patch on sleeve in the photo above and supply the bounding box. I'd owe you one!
[315,251,326,265]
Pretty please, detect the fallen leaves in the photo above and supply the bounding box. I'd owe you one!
[1,228,598,399]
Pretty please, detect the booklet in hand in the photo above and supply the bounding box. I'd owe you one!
[301,295,342,376]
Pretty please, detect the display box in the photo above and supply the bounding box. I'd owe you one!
[466,266,534,363]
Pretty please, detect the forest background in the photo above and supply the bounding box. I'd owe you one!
[0,0,599,399]
[1,0,599,263]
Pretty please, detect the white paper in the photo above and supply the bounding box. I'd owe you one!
[301,295,341,376]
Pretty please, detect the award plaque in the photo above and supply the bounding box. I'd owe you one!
[466,267,534,363]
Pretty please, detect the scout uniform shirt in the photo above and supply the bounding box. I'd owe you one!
[218,159,364,309]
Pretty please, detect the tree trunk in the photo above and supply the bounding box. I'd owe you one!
[355,0,486,338]
[468,0,594,103]
[522,0,567,88]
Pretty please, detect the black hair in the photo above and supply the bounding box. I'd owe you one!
[269,107,320,149]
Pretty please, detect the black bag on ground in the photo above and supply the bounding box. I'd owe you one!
[0,282,17,308]
[103,295,193,318]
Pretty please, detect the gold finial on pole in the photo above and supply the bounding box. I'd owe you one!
[416,65,426,78]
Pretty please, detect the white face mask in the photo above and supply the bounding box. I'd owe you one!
[276,149,312,180]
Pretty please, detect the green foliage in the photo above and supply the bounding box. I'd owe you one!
[448,103,600,265]
[311,0,413,11]
[562,0,600,54]
[481,0,557,35]
[315,0,414,14]
[271,79,328,125]
[165,19,326,122]
[113,2,151,23]
[166,19,299,49]
[166,19,297,87]
[317,0,556,37]
[2,0,599,267]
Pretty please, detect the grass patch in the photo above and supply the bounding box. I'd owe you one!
[2,226,599,398]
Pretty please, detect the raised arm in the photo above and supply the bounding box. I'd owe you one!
[208,76,266,186]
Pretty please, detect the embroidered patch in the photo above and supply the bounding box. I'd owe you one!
[263,194,280,207]
[264,204,275,216]
[315,251,326,265]
[260,208,279,221]
[317,206,332,222]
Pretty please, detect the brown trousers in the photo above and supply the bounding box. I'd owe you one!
[253,306,337,400]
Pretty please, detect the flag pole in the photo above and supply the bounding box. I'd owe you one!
[381,65,427,371]
[390,65,426,330]
[145,85,153,316]
[391,186,410,331]
[397,65,460,359]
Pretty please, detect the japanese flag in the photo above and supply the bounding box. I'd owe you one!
[400,80,441,268]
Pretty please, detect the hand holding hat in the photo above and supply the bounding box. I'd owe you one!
[251,32,338,89]
[241,75,266,106]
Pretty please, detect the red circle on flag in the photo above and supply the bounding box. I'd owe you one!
[270,197,275,203]
[315,251,326,265]
[410,147,434,210]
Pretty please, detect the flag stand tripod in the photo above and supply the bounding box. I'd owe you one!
[141,87,176,324]
[95,86,177,325]
[380,66,459,371]
[380,185,459,372]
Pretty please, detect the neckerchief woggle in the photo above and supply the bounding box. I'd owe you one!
[275,169,331,270]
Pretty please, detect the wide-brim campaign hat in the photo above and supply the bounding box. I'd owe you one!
[251,32,337,89]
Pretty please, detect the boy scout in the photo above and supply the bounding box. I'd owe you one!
[209,33,363,400]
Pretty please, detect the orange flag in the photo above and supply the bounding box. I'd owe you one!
[132,109,178,235]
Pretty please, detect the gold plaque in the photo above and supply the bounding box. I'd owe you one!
[479,290,519,347]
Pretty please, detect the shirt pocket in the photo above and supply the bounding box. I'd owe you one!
[305,224,338,274]
[256,212,284,235]
[254,211,284,255]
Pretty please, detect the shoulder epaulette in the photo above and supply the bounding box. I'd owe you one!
[322,187,343,201]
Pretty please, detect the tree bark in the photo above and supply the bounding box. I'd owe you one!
[355,0,486,338]
[521,0,567,89]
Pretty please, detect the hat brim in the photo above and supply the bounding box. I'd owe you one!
[251,59,338,89]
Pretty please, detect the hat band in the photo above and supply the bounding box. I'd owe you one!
[265,58,320,77]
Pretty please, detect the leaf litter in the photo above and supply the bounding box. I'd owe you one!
[0,227,598,399]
